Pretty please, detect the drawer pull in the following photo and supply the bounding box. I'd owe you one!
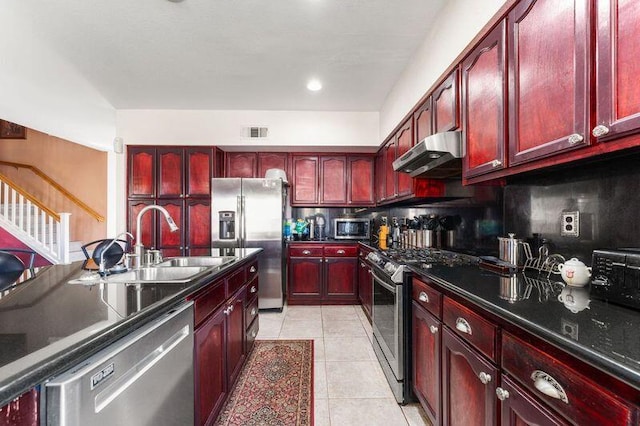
[251,308,257,316]
[418,291,429,303]
[429,325,439,334]
[496,387,510,401]
[251,331,257,338]
[302,250,311,255]
[249,266,256,273]
[455,317,472,335]
[478,372,492,385]
[336,249,346,254]
[592,124,610,137]
[250,286,257,293]
[223,305,234,315]
[531,370,569,404]
[567,133,584,145]
[360,262,366,268]
[491,159,502,168]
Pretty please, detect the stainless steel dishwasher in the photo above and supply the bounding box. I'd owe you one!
[46,302,194,426]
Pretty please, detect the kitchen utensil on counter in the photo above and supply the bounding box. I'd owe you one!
[315,214,326,240]
[557,257,592,287]
[82,238,129,271]
[498,233,531,269]
[439,215,461,249]
[378,225,389,250]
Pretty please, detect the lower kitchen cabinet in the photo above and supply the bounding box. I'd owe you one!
[497,375,568,426]
[357,255,372,321]
[412,302,441,426]
[287,244,358,304]
[226,289,246,387]
[0,388,39,426]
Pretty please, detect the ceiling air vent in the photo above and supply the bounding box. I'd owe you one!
[242,126,269,139]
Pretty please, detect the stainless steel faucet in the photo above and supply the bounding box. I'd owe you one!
[134,205,179,269]
[99,231,134,275]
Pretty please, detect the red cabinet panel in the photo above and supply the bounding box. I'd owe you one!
[358,258,372,320]
[347,156,374,206]
[186,147,213,197]
[414,97,433,144]
[225,152,257,178]
[412,277,442,319]
[375,152,385,203]
[291,156,319,205]
[508,0,591,165]
[0,388,39,426]
[213,147,225,178]
[412,303,441,426]
[157,148,184,198]
[325,257,357,300]
[257,152,288,180]
[433,69,460,133]
[288,257,323,300]
[226,292,246,387]
[443,297,497,362]
[383,140,397,200]
[462,21,507,178]
[498,375,568,426]
[128,147,155,198]
[396,120,414,197]
[186,199,211,252]
[320,156,347,204]
[156,200,184,251]
[128,200,156,248]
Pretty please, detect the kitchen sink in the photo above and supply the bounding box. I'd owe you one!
[156,256,236,268]
[68,266,211,285]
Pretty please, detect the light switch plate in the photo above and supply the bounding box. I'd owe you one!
[561,211,580,237]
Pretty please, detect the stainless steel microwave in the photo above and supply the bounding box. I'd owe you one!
[333,218,370,240]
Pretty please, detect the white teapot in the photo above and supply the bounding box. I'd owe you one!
[557,257,592,287]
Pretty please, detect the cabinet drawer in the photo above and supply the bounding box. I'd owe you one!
[246,316,259,353]
[193,279,225,326]
[443,297,497,361]
[226,267,246,297]
[246,277,259,299]
[246,260,258,282]
[245,295,259,328]
[412,277,442,318]
[289,245,323,257]
[502,332,637,426]
[324,245,358,257]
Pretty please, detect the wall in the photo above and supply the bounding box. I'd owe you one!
[0,129,108,243]
[503,153,640,264]
[379,0,507,141]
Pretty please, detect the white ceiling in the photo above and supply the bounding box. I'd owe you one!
[10,0,445,112]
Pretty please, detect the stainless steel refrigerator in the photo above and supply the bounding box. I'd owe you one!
[211,178,285,310]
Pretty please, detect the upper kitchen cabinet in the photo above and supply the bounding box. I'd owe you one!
[462,21,508,179]
[594,0,640,143]
[128,147,156,198]
[214,148,225,178]
[291,155,319,205]
[414,97,433,144]
[396,120,414,197]
[432,69,460,133]
[225,152,257,178]
[157,148,184,198]
[186,147,214,197]
[347,156,375,206]
[375,151,385,203]
[508,0,591,166]
[257,152,288,180]
[320,156,347,204]
[383,139,397,200]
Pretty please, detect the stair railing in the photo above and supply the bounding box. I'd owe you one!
[0,161,104,222]
[0,172,70,264]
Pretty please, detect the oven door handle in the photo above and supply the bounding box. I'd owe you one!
[371,271,397,293]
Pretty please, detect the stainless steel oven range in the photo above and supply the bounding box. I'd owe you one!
[365,251,411,404]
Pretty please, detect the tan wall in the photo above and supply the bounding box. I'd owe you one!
[0,127,107,244]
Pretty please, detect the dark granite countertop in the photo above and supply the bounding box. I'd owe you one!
[410,263,640,392]
[286,239,363,244]
[0,248,261,406]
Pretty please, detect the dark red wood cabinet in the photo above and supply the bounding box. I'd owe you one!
[225,152,257,178]
[508,0,591,166]
[0,388,39,426]
[357,250,372,321]
[462,21,508,179]
[374,152,385,204]
[347,156,375,206]
[187,147,215,196]
[412,302,441,426]
[497,375,568,426]
[433,69,460,133]
[383,139,397,200]
[320,156,348,204]
[291,155,320,205]
[157,148,184,198]
[396,120,414,197]
[128,147,156,198]
[325,256,358,300]
[414,97,433,144]
[257,152,288,179]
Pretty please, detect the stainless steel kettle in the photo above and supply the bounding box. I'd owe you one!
[497,234,531,268]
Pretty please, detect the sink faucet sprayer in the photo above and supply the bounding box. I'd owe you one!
[134,205,179,269]
[99,231,134,276]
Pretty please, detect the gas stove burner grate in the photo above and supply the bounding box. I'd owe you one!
[384,248,479,267]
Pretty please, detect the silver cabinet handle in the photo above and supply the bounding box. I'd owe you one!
[491,159,502,168]
[251,308,257,316]
[249,266,256,273]
[531,370,569,404]
[336,249,346,254]
[429,325,439,334]
[567,133,584,145]
[496,387,510,401]
[302,250,311,255]
[592,124,610,137]
[223,306,231,315]
[360,262,366,268]
[418,292,429,303]
[455,317,472,335]
[478,372,492,385]
[250,285,257,293]
[251,331,258,338]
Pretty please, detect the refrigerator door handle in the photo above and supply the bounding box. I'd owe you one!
[236,195,243,248]
[241,195,247,247]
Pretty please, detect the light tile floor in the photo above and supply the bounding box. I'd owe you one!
[256,304,431,426]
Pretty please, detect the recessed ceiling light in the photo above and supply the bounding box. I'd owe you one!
[306,79,322,92]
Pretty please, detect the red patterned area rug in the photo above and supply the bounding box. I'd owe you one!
[215,340,314,426]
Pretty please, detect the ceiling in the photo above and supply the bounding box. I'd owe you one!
[10,0,445,112]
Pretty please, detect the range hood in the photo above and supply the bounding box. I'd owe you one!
[392,131,463,178]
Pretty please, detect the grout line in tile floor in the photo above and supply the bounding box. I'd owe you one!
[256,304,430,426]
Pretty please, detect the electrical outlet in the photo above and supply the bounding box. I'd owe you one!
[561,211,580,237]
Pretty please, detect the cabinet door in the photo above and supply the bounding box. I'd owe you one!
[462,21,507,178]
[433,69,460,133]
[226,292,246,387]
[0,388,39,426]
[186,147,212,197]
[194,307,227,426]
[508,0,591,165]
[498,375,568,426]
[186,199,211,254]
[156,199,184,256]
[414,97,433,144]
[396,120,414,197]
[442,328,497,426]
[128,200,156,249]
[157,148,184,198]
[128,147,156,198]
[226,152,257,178]
[291,156,319,205]
[257,152,288,179]
[375,151,385,203]
[412,303,441,426]
[384,140,397,200]
[594,0,640,142]
[325,257,358,300]
[357,260,372,319]
[213,147,225,178]
[320,156,347,204]
[347,156,374,206]
[288,257,323,299]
